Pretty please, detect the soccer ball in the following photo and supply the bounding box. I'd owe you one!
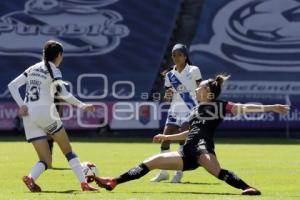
[81,161,99,183]
[234,0,300,41]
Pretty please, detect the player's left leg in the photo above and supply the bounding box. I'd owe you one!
[198,153,261,195]
[51,128,98,191]
[95,151,183,191]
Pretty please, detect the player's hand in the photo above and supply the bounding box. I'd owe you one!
[164,88,173,102]
[83,104,96,112]
[19,105,28,117]
[272,104,290,114]
[153,134,167,143]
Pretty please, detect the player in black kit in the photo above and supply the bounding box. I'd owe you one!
[95,75,289,195]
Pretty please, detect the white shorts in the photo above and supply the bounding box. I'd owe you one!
[23,105,63,142]
[165,111,190,127]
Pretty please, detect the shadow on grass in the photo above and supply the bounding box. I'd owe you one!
[40,190,101,194]
[131,191,239,195]
[1,136,299,145]
[165,191,240,195]
[161,181,221,186]
[50,167,70,171]
[39,190,78,194]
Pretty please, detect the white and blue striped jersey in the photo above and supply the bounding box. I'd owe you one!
[165,64,202,116]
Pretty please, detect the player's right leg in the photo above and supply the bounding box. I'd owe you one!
[150,123,179,182]
[23,139,51,192]
[22,117,51,192]
[96,151,183,191]
[51,127,98,192]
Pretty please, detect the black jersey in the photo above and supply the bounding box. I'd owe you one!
[184,100,230,152]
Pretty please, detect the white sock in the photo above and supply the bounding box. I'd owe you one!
[178,145,184,152]
[176,145,184,173]
[69,157,86,183]
[160,149,171,154]
[29,161,47,180]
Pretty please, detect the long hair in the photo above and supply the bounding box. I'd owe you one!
[43,40,64,116]
[43,40,63,91]
[43,40,63,79]
[207,74,230,100]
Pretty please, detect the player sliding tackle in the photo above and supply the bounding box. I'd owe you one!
[95,75,289,195]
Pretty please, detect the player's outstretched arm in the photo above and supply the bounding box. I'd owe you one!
[231,103,290,115]
[153,130,189,143]
[57,83,95,112]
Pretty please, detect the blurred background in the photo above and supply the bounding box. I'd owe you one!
[0,0,299,139]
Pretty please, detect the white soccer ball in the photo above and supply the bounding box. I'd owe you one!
[236,0,300,41]
[81,161,99,183]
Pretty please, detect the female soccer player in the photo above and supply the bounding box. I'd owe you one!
[151,43,202,183]
[8,40,98,192]
[95,75,289,195]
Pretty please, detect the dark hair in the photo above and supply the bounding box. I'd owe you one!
[171,43,192,65]
[43,40,63,93]
[207,74,230,100]
[43,40,63,79]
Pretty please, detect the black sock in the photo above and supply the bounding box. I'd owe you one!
[218,169,250,190]
[47,139,54,155]
[116,163,150,184]
[160,146,170,151]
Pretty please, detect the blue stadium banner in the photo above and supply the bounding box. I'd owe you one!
[0,0,181,130]
[190,0,300,128]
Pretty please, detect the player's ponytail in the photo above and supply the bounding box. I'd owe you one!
[208,74,230,100]
[43,40,64,92]
[215,74,230,86]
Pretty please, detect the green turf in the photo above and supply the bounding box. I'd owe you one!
[0,137,299,200]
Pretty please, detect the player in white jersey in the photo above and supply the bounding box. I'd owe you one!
[151,44,202,183]
[8,40,98,192]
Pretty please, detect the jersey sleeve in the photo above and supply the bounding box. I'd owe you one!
[8,73,27,107]
[223,101,236,114]
[57,83,86,108]
[164,72,171,88]
[192,67,202,81]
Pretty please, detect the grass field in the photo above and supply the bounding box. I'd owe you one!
[0,137,299,200]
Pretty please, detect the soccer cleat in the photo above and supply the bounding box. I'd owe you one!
[242,187,261,195]
[81,182,99,192]
[150,170,169,182]
[94,177,117,191]
[22,176,42,192]
[171,171,183,183]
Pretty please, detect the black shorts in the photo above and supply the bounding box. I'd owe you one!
[179,144,215,171]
